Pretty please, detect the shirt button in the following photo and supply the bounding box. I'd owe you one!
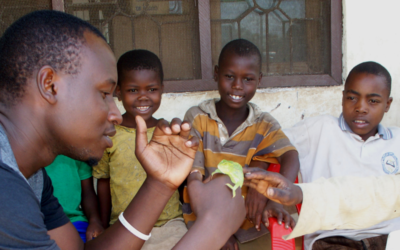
[221,137,225,142]
[218,124,222,128]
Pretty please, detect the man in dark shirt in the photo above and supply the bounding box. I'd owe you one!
[0,10,245,250]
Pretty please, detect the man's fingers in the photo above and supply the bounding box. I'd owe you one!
[267,187,294,206]
[187,171,204,198]
[277,211,283,225]
[135,115,149,154]
[234,242,239,250]
[187,170,203,183]
[154,119,172,136]
[203,175,212,184]
[244,170,282,184]
[170,118,182,134]
[179,120,191,140]
[185,135,199,151]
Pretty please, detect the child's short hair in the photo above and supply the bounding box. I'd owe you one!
[0,10,104,107]
[347,61,391,95]
[117,50,164,85]
[218,39,262,70]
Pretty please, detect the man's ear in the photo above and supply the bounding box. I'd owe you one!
[385,97,393,112]
[115,85,122,101]
[36,66,58,105]
[258,73,263,87]
[214,65,219,82]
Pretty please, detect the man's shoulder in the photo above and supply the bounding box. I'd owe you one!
[0,164,59,249]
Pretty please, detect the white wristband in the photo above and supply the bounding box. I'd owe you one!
[118,212,151,241]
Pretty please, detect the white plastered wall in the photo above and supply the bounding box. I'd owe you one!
[115,0,400,129]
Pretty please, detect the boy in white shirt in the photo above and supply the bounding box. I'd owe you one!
[284,61,400,250]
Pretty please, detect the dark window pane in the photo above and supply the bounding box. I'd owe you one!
[64,0,201,81]
[211,0,331,76]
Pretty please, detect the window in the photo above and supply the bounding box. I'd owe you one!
[2,0,342,92]
[64,0,201,82]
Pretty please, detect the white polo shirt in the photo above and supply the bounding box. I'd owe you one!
[284,114,400,250]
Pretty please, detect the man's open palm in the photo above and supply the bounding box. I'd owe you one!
[135,116,199,190]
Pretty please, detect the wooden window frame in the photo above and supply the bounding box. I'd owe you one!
[52,0,342,93]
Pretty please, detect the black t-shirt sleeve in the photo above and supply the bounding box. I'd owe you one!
[0,164,60,249]
[41,169,70,230]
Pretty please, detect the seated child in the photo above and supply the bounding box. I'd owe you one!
[284,61,400,250]
[92,49,187,250]
[45,155,103,242]
[184,39,300,250]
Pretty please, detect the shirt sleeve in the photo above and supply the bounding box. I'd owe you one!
[92,150,111,179]
[252,113,297,164]
[284,174,400,240]
[0,164,60,249]
[184,107,205,175]
[76,160,92,181]
[41,169,70,230]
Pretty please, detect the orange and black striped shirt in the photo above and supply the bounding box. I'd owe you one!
[183,98,297,243]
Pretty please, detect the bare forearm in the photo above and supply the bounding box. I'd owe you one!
[97,178,111,228]
[277,150,299,182]
[84,177,175,250]
[173,214,229,250]
[81,178,101,224]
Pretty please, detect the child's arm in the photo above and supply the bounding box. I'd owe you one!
[277,150,300,183]
[81,177,104,241]
[245,161,269,231]
[262,150,300,229]
[97,178,111,229]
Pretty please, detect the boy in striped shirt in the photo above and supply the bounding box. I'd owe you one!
[184,39,300,250]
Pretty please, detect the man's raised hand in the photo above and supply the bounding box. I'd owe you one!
[135,116,199,190]
[243,168,303,206]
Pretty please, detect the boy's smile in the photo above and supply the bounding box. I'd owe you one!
[342,72,392,141]
[117,69,162,128]
[215,52,261,111]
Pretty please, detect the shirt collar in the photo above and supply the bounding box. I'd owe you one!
[338,113,392,140]
[198,98,263,126]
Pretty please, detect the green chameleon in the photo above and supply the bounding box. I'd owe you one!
[212,159,244,198]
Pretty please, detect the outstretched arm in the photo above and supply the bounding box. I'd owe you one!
[173,172,245,250]
[84,116,199,249]
[244,168,400,239]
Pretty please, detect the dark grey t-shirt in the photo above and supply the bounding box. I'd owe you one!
[0,127,69,249]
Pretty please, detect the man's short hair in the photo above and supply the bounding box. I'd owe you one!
[0,10,105,107]
[347,61,392,95]
[218,39,262,70]
[117,49,164,85]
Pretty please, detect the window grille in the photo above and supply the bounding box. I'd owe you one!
[64,0,201,81]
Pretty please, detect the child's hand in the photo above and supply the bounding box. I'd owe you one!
[263,200,296,229]
[245,186,267,231]
[220,235,238,250]
[243,167,303,206]
[86,220,104,241]
[135,116,199,191]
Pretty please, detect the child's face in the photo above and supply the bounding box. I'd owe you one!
[116,69,163,122]
[215,52,262,110]
[342,72,392,141]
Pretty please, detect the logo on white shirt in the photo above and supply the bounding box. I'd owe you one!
[381,152,399,174]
